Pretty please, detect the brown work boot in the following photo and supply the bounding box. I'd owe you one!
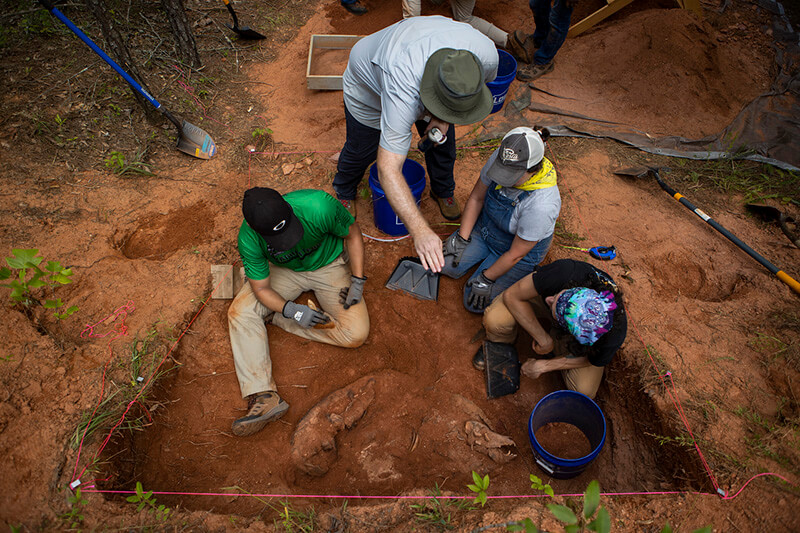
[516,62,555,82]
[338,198,357,218]
[231,392,289,437]
[430,192,461,220]
[506,29,537,64]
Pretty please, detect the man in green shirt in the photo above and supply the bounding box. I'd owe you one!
[228,187,370,437]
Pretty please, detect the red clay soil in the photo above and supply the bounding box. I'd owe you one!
[0,0,798,531]
[535,423,594,460]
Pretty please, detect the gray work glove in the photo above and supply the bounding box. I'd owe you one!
[466,271,495,311]
[443,232,471,267]
[282,301,330,329]
[339,275,367,309]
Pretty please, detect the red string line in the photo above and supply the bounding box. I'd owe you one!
[71,266,235,486]
[72,301,135,482]
[545,143,799,499]
[70,140,798,502]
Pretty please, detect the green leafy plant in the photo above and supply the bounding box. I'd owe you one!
[126,481,170,521]
[104,150,155,176]
[0,248,77,319]
[410,483,470,531]
[252,126,273,139]
[60,487,88,530]
[251,126,274,151]
[0,354,15,362]
[467,471,490,507]
[529,474,554,497]
[547,480,609,533]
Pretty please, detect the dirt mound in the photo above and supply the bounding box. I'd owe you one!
[116,201,215,260]
[522,8,774,138]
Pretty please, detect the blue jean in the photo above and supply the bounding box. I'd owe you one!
[441,228,553,314]
[332,106,457,200]
[529,0,574,66]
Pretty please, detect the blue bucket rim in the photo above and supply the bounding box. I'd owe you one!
[528,390,607,466]
[488,49,517,85]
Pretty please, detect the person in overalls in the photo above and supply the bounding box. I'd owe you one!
[441,126,560,313]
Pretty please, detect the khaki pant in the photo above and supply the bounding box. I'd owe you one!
[228,255,370,398]
[483,293,605,398]
[401,0,508,47]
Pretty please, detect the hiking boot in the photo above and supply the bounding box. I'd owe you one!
[472,346,486,371]
[341,0,367,15]
[506,30,536,64]
[516,62,555,82]
[231,392,289,437]
[339,197,357,218]
[430,193,461,220]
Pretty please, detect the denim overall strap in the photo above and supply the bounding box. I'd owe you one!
[476,183,534,254]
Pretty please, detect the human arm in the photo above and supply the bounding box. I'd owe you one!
[377,146,444,272]
[458,178,488,239]
[502,275,553,354]
[339,220,367,308]
[521,356,591,380]
[344,219,365,278]
[482,235,538,281]
[249,277,329,328]
[248,276,288,314]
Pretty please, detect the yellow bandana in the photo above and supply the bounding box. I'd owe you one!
[496,157,557,191]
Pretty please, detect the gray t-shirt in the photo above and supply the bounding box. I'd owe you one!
[479,150,561,243]
[342,16,499,155]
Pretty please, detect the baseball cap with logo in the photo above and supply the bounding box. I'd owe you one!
[485,127,545,187]
[242,187,304,251]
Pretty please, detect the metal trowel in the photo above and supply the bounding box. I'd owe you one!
[385,257,439,301]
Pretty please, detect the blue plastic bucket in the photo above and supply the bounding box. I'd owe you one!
[528,390,606,479]
[486,50,517,114]
[368,159,426,236]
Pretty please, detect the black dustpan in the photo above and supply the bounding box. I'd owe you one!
[385,257,439,301]
[482,341,520,399]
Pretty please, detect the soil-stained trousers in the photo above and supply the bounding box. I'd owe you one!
[401,0,508,47]
[483,292,604,398]
[228,254,369,398]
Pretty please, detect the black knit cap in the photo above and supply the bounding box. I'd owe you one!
[242,187,304,251]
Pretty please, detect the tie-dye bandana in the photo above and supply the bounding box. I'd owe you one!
[555,288,617,345]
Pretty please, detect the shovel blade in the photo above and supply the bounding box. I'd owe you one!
[225,22,267,40]
[613,166,651,179]
[176,119,217,159]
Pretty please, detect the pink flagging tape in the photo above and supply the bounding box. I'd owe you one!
[81,488,706,500]
[71,141,800,503]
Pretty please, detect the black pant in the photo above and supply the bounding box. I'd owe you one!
[332,105,457,200]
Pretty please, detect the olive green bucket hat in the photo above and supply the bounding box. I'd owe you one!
[420,48,493,125]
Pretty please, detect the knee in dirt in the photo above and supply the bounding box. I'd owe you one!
[483,313,515,342]
[338,321,369,348]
